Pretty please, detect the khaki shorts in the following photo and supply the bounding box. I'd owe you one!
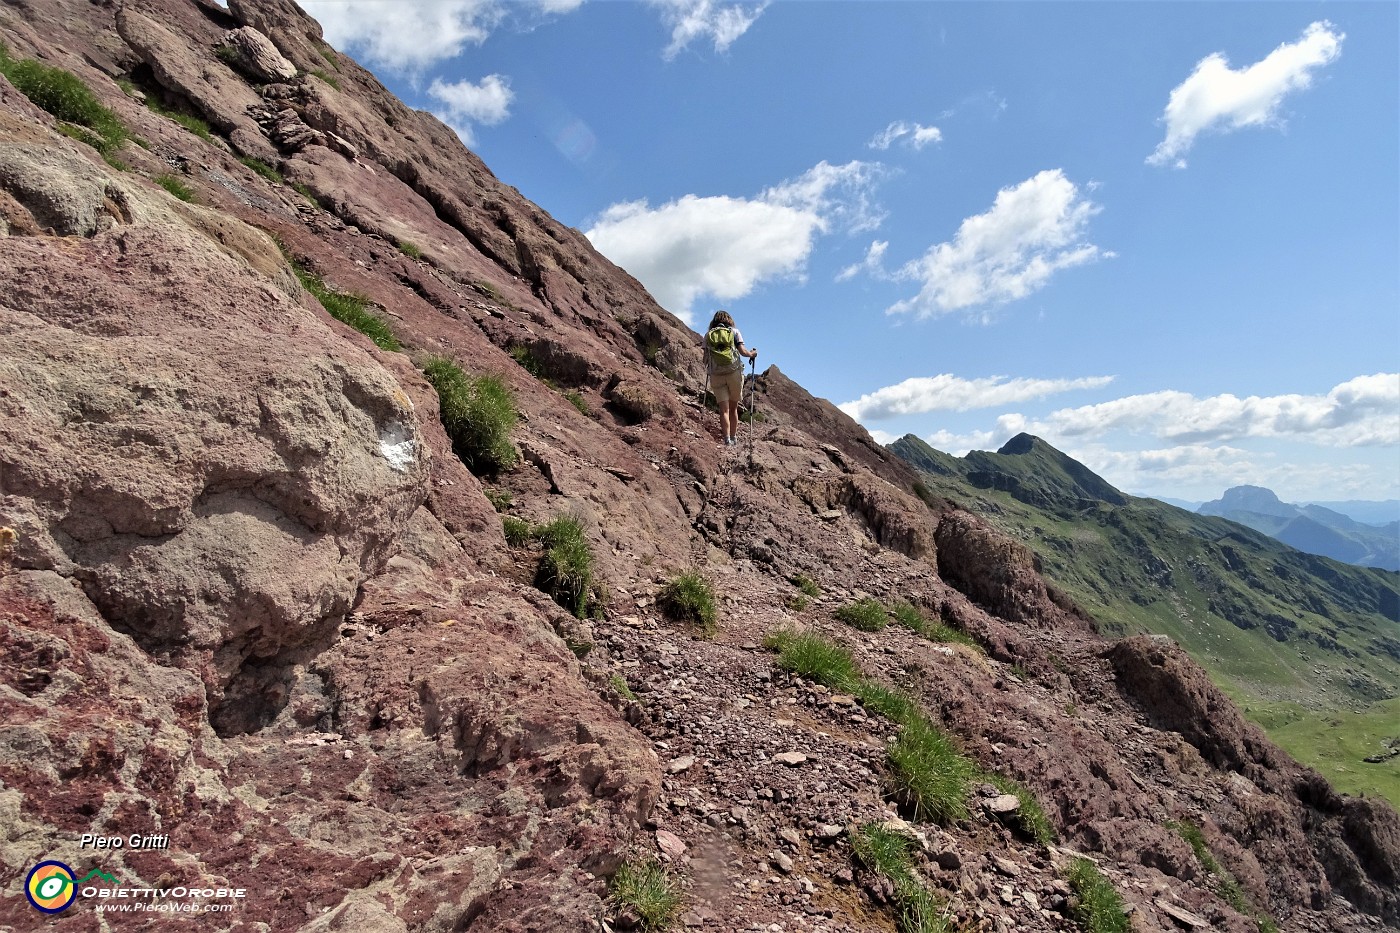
[709,369,742,405]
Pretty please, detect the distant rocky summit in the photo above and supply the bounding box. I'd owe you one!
[1,2,1397,931]
[1200,485,1400,571]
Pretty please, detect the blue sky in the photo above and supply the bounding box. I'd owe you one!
[306,0,1399,503]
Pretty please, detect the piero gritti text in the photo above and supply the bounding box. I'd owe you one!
[81,833,171,851]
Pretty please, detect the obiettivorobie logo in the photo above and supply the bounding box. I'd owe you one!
[24,861,119,914]
[24,857,246,915]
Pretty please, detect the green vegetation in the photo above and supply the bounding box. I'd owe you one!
[421,357,518,475]
[535,515,594,618]
[610,674,636,702]
[891,432,1400,805]
[887,719,977,824]
[608,860,682,931]
[986,774,1055,844]
[292,265,400,351]
[238,155,282,183]
[1065,858,1130,933]
[484,487,513,512]
[658,570,718,636]
[764,629,859,692]
[836,597,889,632]
[397,240,423,260]
[851,823,951,933]
[154,174,195,202]
[764,628,981,827]
[791,573,822,598]
[0,43,129,164]
[1246,697,1400,805]
[1169,820,1276,930]
[785,593,809,612]
[501,516,532,547]
[318,45,339,68]
[509,344,555,387]
[565,391,590,416]
[144,97,214,142]
[214,44,240,67]
[310,68,340,90]
[291,181,320,205]
[765,626,1052,835]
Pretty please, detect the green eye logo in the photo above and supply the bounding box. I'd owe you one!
[26,861,77,913]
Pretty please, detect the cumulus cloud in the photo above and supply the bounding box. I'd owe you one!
[426,74,513,142]
[1148,21,1344,168]
[648,0,769,59]
[315,0,581,73]
[584,161,882,323]
[1069,443,1383,501]
[836,240,889,282]
[1017,373,1399,448]
[839,374,1115,421]
[885,169,1109,320]
[869,121,943,151]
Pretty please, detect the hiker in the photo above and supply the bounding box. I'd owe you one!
[703,309,758,447]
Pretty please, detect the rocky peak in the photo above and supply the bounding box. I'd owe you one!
[0,2,1396,931]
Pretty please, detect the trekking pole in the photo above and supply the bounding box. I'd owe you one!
[746,356,756,453]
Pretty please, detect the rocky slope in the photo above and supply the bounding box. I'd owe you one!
[0,2,1397,931]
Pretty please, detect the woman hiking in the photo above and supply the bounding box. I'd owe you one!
[703,310,758,447]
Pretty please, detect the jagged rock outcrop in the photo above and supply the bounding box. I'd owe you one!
[0,2,1395,931]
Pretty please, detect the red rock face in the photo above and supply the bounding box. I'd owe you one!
[0,1,1395,931]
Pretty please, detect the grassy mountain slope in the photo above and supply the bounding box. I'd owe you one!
[893,433,1400,803]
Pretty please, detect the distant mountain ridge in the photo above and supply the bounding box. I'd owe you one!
[891,433,1400,801]
[1200,485,1400,571]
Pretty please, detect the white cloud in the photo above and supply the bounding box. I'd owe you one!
[885,169,1109,320]
[868,120,943,151]
[913,428,1000,457]
[836,240,889,282]
[648,0,769,59]
[839,374,1115,421]
[584,161,882,324]
[1069,443,1384,502]
[1017,374,1400,448]
[1148,21,1343,168]
[314,0,582,72]
[427,74,513,143]
[315,0,502,72]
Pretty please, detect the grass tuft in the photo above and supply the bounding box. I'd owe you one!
[501,516,532,547]
[1066,858,1131,933]
[852,823,952,933]
[659,570,717,636]
[535,515,594,618]
[836,597,889,632]
[985,774,1056,844]
[310,68,340,90]
[397,240,423,260]
[565,390,590,416]
[293,266,400,351]
[145,97,214,142]
[790,573,821,598]
[608,860,682,931]
[484,488,513,512]
[421,357,518,475]
[238,155,282,183]
[155,174,195,202]
[887,719,976,824]
[0,44,128,162]
[765,629,859,692]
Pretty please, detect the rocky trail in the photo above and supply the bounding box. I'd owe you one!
[0,1,1396,931]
